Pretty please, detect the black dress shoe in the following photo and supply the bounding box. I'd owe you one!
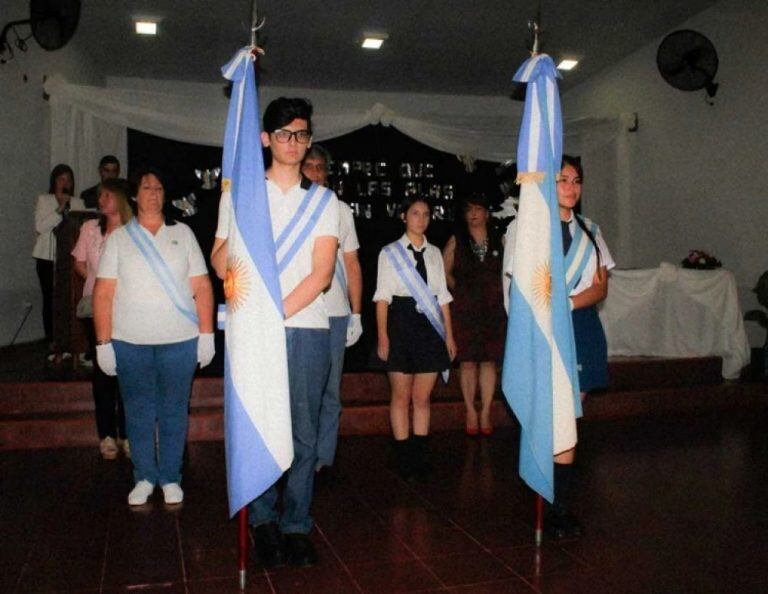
[251,522,286,568]
[545,507,584,540]
[284,533,319,567]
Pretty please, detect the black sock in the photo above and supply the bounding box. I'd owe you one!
[553,462,575,512]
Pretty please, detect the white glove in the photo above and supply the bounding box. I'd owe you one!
[198,333,215,368]
[96,343,117,376]
[346,314,363,347]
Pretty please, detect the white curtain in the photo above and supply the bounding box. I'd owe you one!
[44,76,630,250]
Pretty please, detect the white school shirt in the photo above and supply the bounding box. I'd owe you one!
[325,202,360,317]
[502,214,615,311]
[97,221,208,345]
[373,233,453,306]
[215,177,340,329]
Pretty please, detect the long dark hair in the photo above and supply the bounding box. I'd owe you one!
[561,154,601,266]
[48,163,75,195]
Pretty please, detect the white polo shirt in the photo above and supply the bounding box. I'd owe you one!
[326,202,360,318]
[216,177,340,329]
[373,234,453,306]
[97,221,208,345]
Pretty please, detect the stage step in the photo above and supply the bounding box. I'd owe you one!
[0,357,757,451]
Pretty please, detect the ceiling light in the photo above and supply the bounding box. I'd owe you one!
[135,21,158,35]
[557,59,579,71]
[362,37,385,50]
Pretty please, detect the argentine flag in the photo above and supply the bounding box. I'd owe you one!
[221,48,292,517]
[502,54,581,503]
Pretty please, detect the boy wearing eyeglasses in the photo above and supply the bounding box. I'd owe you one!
[212,97,339,568]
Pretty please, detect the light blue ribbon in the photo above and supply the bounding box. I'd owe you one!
[564,217,597,293]
[383,242,446,341]
[334,252,348,296]
[277,186,333,274]
[124,219,199,326]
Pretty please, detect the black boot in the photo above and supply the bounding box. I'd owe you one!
[410,434,433,481]
[251,522,286,568]
[392,438,413,480]
[545,463,584,539]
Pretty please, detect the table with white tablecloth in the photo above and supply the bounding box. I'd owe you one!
[598,263,751,379]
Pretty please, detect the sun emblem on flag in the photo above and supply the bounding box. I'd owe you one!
[224,256,250,311]
[532,261,552,308]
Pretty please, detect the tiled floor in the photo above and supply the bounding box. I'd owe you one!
[2,407,767,593]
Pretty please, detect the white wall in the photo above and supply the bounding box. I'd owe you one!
[0,0,101,345]
[562,0,768,346]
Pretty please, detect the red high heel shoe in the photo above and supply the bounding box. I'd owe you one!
[465,425,479,436]
[480,426,493,437]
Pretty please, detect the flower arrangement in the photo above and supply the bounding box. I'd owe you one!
[681,249,722,270]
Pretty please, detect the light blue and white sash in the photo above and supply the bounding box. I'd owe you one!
[275,183,333,274]
[334,252,348,296]
[564,216,598,294]
[124,219,199,325]
[383,241,446,341]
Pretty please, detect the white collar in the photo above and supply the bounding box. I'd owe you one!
[398,233,430,251]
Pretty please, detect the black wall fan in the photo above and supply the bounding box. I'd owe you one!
[656,29,719,99]
[0,0,81,63]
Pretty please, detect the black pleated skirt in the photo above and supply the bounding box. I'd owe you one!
[384,296,450,374]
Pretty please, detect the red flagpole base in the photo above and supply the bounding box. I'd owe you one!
[238,507,249,589]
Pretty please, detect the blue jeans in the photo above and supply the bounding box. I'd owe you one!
[248,327,331,534]
[316,315,348,468]
[113,338,198,485]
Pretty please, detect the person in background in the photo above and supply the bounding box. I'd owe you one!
[80,155,121,210]
[374,196,456,481]
[93,166,215,506]
[71,178,133,460]
[33,164,85,360]
[503,154,615,539]
[301,145,364,482]
[212,98,340,568]
[443,184,506,436]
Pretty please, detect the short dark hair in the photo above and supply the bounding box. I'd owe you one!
[99,155,120,169]
[48,163,75,195]
[263,97,313,134]
[129,165,178,225]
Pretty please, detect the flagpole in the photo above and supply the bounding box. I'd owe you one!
[238,507,248,589]
[236,2,260,589]
[535,494,544,546]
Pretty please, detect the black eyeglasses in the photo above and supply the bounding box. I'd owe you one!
[272,129,312,144]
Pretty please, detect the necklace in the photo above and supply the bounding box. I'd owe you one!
[470,236,488,262]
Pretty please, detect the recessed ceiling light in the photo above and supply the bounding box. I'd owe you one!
[362,37,385,50]
[557,59,579,71]
[135,21,158,35]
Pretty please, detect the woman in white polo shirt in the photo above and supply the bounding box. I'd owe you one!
[93,167,215,506]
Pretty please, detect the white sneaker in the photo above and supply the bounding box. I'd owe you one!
[99,437,119,460]
[162,483,184,505]
[128,480,155,506]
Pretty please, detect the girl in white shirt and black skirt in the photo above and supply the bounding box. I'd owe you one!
[374,196,457,480]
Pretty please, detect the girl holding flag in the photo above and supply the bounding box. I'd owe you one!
[374,196,456,480]
[504,154,615,538]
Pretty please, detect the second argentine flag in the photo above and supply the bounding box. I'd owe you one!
[502,54,581,503]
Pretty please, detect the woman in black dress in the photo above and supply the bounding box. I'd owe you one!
[443,192,506,436]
